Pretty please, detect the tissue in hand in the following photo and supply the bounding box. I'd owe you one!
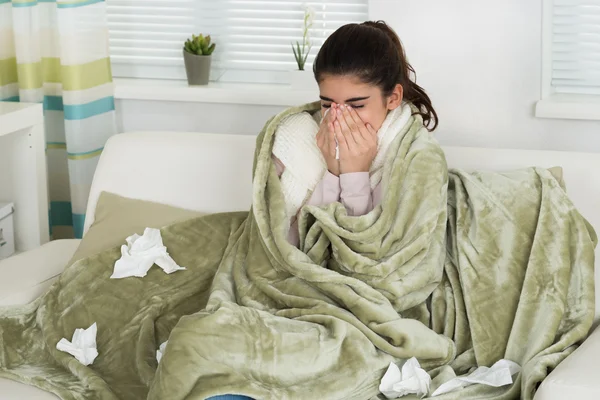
[111,227,185,279]
[56,323,99,366]
[431,359,521,396]
[379,357,431,399]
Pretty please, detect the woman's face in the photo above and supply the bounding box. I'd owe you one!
[318,74,403,131]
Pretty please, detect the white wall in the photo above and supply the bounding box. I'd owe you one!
[117,0,600,151]
[370,0,600,152]
[116,100,284,136]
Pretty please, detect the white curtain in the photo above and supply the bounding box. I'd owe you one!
[0,0,117,238]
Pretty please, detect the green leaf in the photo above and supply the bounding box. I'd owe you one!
[301,53,309,68]
[302,44,312,66]
[206,43,216,55]
[296,42,304,70]
[291,43,300,68]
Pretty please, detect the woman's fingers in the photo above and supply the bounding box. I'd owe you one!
[316,128,325,150]
[341,105,368,147]
[319,105,336,149]
[326,103,337,124]
[323,107,332,124]
[346,106,372,142]
[327,122,337,158]
[345,104,362,125]
[334,120,348,156]
[336,106,360,147]
[341,105,363,137]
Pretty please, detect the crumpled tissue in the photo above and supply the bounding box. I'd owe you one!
[56,322,99,366]
[430,359,521,396]
[111,227,185,279]
[156,340,168,363]
[379,357,431,399]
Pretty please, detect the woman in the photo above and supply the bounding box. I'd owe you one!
[205,21,441,400]
[204,21,441,400]
[273,21,438,246]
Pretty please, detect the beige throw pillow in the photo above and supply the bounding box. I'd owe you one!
[67,192,203,267]
[548,166,566,190]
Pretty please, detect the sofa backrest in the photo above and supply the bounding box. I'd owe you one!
[85,132,256,234]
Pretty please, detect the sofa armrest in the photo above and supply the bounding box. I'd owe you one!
[0,239,80,306]
[534,325,600,399]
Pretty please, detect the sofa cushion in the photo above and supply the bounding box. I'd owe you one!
[534,325,600,399]
[67,191,203,267]
[547,166,566,190]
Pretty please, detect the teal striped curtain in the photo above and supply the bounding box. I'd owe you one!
[0,0,116,238]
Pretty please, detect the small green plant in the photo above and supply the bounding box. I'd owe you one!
[292,4,314,70]
[184,34,216,56]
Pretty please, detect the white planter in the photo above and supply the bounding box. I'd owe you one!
[289,70,318,91]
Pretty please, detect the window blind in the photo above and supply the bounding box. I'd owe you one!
[107,0,369,84]
[551,0,600,95]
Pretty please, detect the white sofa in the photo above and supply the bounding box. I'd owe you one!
[1,131,599,399]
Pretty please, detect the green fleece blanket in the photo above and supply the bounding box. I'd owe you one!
[0,102,596,400]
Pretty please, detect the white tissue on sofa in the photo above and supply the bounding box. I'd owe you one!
[379,357,431,398]
[379,357,521,398]
[110,227,185,279]
[56,322,99,366]
[431,359,521,396]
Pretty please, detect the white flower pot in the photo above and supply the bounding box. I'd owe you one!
[289,70,318,91]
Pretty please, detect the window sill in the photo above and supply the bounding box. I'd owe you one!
[535,94,600,121]
[113,78,318,107]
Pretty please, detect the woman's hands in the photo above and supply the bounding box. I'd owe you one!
[333,104,378,174]
[316,103,378,176]
[316,105,341,176]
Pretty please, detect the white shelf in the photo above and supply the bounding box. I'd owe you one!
[0,102,44,136]
[535,94,600,121]
[0,102,49,252]
[113,78,319,106]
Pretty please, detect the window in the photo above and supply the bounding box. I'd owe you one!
[537,0,600,120]
[107,0,369,84]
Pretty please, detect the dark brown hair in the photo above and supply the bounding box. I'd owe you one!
[313,21,438,131]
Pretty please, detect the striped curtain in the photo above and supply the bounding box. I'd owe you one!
[0,0,116,239]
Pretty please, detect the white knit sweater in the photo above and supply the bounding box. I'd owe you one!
[272,103,412,220]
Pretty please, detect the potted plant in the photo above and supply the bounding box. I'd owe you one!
[290,4,317,89]
[183,34,216,85]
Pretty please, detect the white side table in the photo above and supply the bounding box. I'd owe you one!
[0,102,50,252]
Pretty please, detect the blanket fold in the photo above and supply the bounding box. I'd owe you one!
[0,102,596,400]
